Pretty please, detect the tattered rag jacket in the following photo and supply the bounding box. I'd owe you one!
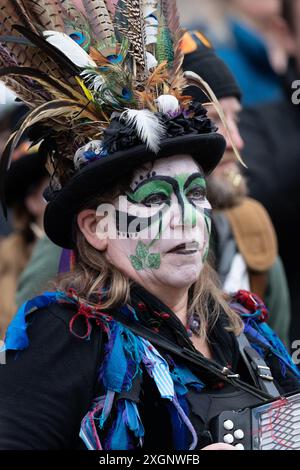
[0,285,299,450]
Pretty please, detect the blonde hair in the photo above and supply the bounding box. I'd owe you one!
[56,173,243,340]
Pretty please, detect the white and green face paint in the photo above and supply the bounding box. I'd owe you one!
[104,154,212,291]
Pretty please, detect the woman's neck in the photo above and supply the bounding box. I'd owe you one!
[142,283,189,326]
[136,283,213,359]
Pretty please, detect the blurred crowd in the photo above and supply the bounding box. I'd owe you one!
[0,0,299,354]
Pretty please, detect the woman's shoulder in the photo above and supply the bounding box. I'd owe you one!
[0,292,105,450]
[229,290,300,390]
[4,291,104,356]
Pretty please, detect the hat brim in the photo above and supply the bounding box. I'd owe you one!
[44,132,226,248]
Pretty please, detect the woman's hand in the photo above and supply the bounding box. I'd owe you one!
[201,443,237,450]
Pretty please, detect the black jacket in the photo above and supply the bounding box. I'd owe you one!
[0,291,300,450]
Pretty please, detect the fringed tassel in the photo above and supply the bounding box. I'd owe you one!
[171,395,198,450]
[4,292,73,351]
[124,400,145,447]
[99,322,142,393]
[99,323,128,392]
[165,396,190,450]
[105,399,144,450]
[257,322,300,378]
[99,390,116,429]
[80,396,105,450]
[244,320,300,379]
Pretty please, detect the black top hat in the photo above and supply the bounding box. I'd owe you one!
[44,104,226,249]
[0,2,227,249]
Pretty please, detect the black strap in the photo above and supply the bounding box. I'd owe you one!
[112,311,273,401]
[237,333,281,398]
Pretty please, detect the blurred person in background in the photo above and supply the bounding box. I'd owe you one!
[0,105,61,338]
[182,31,291,347]
[181,0,287,107]
[0,146,47,338]
[239,0,300,344]
[0,103,20,240]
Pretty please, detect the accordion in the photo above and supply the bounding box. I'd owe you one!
[211,392,300,450]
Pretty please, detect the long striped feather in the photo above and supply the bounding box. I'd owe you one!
[0,2,34,35]
[0,4,72,82]
[5,99,97,166]
[0,66,90,105]
[117,0,146,71]
[82,0,115,41]
[21,0,65,31]
[161,0,184,75]
[0,44,49,104]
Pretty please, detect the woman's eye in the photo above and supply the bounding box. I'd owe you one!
[142,193,168,205]
[187,187,206,201]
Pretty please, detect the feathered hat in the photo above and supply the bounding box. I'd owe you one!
[0,0,227,249]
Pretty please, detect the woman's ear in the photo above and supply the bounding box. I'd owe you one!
[77,209,108,251]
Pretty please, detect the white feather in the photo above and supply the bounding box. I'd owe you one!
[146,16,159,26]
[43,30,97,68]
[145,26,158,44]
[146,36,158,46]
[144,2,158,48]
[81,70,105,93]
[120,109,166,154]
[156,95,180,116]
[144,1,158,18]
[146,52,158,69]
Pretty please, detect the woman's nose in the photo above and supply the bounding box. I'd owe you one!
[169,198,197,229]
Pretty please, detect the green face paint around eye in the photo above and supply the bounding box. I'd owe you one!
[184,176,207,195]
[179,175,208,228]
[125,172,210,272]
[127,179,173,205]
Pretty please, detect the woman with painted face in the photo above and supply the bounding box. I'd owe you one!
[0,0,300,452]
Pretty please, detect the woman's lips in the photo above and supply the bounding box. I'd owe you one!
[166,242,200,255]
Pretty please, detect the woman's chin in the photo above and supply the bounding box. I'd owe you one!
[156,262,202,288]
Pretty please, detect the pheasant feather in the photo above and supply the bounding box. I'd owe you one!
[22,0,65,31]
[117,0,146,71]
[161,0,184,74]
[82,0,115,41]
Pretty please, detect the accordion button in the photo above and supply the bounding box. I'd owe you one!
[223,420,234,430]
[234,429,245,440]
[223,434,234,444]
[235,444,245,450]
